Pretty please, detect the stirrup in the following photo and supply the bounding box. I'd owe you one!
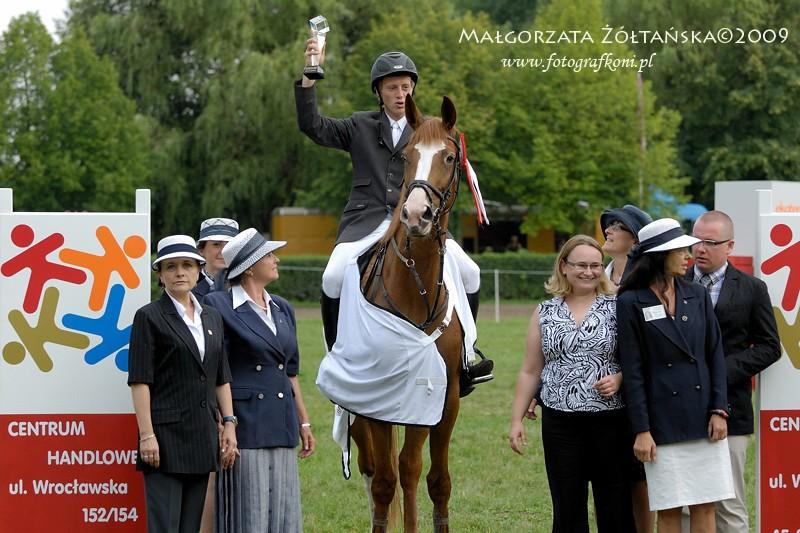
[459,348,494,397]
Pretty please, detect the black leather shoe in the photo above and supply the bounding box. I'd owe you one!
[459,348,494,397]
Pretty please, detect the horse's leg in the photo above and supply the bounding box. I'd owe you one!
[399,426,429,533]
[428,334,463,533]
[427,393,459,533]
[367,420,398,533]
[351,417,376,520]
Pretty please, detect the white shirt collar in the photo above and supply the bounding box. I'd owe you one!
[231,284,273,310]
[385,111,407,132]
[166,290,202,321]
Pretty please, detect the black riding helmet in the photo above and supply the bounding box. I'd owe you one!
[370,51,418,97]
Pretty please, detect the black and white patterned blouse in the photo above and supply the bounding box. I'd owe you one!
[539,294,625,412]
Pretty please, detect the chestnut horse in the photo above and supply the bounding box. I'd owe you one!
[353,94,464,533]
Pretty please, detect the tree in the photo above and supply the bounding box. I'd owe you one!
[477,0,685,233]
[67,0,390,234]
[454,0,539,28]
[0,14,149,213]
[605,0,800,206]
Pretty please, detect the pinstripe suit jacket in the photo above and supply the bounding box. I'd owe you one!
[128,293,232,474]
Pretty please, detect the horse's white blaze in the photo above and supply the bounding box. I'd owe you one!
[405,140,446,219]
[413,140,446,183]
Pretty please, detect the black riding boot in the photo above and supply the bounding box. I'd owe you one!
[321,292,340,352]
[460,290,494,397]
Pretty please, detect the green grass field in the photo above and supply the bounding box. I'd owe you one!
[293,315,756,532]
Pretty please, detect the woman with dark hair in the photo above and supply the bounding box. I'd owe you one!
[600,204,652,287]
[599,203,654,531]
[510,235,635,532]
[128,235,238,533]
[203,228,315,533]
[617,219,734,532]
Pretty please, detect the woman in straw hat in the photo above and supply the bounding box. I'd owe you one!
[204,228,315,533]
[617,218,734,532]
[128,235,238,533]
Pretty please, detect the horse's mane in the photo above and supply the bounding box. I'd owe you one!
[410,116,450,146]
[379,116,456,247]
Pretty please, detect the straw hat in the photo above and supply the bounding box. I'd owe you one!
[222,228,287,279]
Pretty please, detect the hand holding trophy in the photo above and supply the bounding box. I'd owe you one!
[303,15,329,80]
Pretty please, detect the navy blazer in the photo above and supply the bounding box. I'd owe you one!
[295,81,408,244]
[686,264,781,435]
[617,279,727,445]
[127,294,231,474]
[203,290,300,449]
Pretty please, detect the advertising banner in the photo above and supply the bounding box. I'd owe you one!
[756,189,800,532]
[0,189,150,531]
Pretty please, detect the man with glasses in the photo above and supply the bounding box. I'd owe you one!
[689,210,781,532]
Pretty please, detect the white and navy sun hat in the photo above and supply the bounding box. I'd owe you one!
[637,218,701,253]
[197,217,239,243]
[222,228,287,279]
[152,235,206,271]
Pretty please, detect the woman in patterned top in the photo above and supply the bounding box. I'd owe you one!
[509,235,635,532]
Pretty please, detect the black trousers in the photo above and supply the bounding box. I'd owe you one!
[144,471,210,533]
[541,405,635,533]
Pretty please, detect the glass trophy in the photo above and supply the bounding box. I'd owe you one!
[304,15,329,80]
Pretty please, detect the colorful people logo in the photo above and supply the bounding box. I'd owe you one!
[1,224,146,372]
[761,223,800,369]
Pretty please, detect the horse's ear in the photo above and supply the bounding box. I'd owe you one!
[441,96,457,131]
[405,93,423,130]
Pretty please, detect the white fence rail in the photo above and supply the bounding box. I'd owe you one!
[279,265,550,322]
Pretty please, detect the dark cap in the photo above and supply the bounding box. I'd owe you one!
[600,204,653,243]
[370,51,418,93]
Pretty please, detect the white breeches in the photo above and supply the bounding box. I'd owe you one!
[322,219,481,298]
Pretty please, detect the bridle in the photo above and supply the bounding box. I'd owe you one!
[363,130,462,331]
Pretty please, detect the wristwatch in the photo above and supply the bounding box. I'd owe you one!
[222,415,238,427]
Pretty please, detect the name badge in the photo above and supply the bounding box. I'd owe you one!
[643,305,667,322]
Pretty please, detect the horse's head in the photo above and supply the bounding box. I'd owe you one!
[399,94,459,237]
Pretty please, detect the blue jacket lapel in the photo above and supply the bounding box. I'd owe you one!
[234,303,285,359]
[637,286,693,357]
[271,303,293,354]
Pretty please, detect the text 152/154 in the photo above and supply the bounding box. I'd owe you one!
[82,507,138,523]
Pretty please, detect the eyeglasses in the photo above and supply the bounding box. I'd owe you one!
[564,260,604,272]
[692,239,731,248]
[607,221,633,234]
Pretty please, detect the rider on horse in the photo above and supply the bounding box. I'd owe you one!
[294,41,492,394]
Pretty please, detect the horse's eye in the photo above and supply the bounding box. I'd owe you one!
[445,153,456,164]
[400,153,408,164]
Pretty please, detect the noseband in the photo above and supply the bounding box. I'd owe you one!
[403,134,462,231]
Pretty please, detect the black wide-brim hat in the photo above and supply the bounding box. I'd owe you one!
[600,204,653,242]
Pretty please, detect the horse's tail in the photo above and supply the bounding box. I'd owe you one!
[386,425,403,532]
